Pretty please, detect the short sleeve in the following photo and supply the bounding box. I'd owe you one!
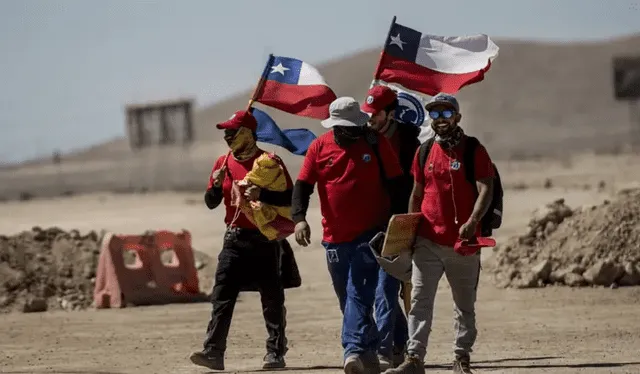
[411,147,425,185]
[378,134,403,178]
[297,139,319,184]
[473,145,495,180]
[206,155,226,189]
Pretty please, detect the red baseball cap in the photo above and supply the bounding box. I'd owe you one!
[454,237,496,256]
[216,110,258,131]
[361,85,398,115]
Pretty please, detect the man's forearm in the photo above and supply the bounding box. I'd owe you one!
[408,183,423,213]
[204,187,223,210]
[291,180,314,223]
[469,179,494,223]
[259,188,293,207]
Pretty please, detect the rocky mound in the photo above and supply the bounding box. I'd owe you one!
[0,226,214,313]
[487,188,640,288]
[0,227,102,313]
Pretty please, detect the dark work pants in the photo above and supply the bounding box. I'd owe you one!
[203,227,287,356]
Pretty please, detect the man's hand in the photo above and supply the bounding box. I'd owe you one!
[294,221,311,247]
[458,218,478,240]
[244,185,261,201]
[211,167,226,187]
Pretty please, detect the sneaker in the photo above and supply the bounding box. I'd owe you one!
[344,354,365,374]
[189,351,224,371]
[262,352,286,369]
[378,355,392,372]
[384,354,424,374]
[452,357,473,374]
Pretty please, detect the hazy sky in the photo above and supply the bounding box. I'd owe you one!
[1,0,639,163]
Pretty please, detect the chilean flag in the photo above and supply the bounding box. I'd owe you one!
[255,55,337,120]
[376,21,499,96]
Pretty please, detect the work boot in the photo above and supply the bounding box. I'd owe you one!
[262,352,286,369]
[384,354,424,374]
[189,351,224,371]
[344,353,381,374]
[452,356,473,374]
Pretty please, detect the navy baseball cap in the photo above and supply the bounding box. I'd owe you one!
[424,93,460,112]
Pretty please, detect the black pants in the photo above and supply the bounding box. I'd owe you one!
[203,227,287,356]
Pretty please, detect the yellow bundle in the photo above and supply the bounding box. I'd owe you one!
[233,153,294,240]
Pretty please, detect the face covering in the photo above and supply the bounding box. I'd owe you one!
[434,124,464,149]
[227,127,258,160]
[333,125,366,147]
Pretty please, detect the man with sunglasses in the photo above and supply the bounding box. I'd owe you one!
[361,85,420,370]
[388,94,495,374]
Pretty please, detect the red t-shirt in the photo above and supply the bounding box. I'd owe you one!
[411,136,495,246]
[297,131,403,244]
[207,151,293,229]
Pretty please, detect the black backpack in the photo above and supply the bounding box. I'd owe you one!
[418,136,503,236]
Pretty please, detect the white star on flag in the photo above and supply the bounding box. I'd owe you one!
[270,62,289,75]
[389,34,406,50]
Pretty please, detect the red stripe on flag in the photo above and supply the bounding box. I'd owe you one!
[257,81,336,120]
[377,52,493,96]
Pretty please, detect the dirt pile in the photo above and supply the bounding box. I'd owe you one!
[488,188,640,288]
[0,227,102,313]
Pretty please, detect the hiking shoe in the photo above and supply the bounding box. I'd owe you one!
[262,352,286,369]
[189,351,224,371]
[378,354,392,371]
[452,357,473,374]
[344,354,366,374]
[384,354,424,374]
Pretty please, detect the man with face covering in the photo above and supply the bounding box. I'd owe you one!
[387,94,495,374]
[291,97,406,374]
[361,85,420,370]
[190,110,292,371]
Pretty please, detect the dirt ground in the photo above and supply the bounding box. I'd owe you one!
[2,154,640,374]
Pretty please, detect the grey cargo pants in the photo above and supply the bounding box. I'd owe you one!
[406,236,481,361]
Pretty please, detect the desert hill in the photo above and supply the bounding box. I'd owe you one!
[2,34,640,199]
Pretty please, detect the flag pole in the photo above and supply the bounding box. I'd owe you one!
[371,16,397,85]
[246,54,275,113]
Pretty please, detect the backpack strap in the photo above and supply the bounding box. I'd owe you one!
[418,137,435,171]
[463,136,480,190]
[365,130,387,183]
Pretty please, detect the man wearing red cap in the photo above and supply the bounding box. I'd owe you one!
[361,85,420,370]
[388,94,495,374]
[190,110,293,371]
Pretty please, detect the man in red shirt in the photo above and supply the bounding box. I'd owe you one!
[361,85,421,370]
[388,94,495,374]
[291,97,405,374]
[190,110,292,371]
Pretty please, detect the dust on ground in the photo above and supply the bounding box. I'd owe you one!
[487,188,640,289]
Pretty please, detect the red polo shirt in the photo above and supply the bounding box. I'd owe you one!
[208,151,293,229]
[297,131,403,244]
[411,136,495,246]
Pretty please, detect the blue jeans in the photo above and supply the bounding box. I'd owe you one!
[322,231,380,360]
[375,268,409,358]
